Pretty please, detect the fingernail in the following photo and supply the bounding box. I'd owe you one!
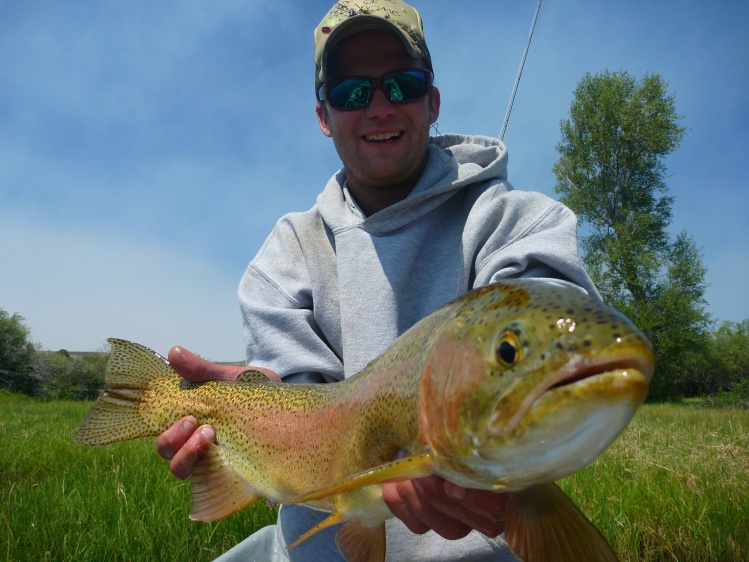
[200,425,216,442]
[181,419,196,435]
[447,484,467,500]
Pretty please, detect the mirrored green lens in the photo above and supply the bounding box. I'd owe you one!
[387,71,428,101]
[324,70,431,110]
[328,79,372,109]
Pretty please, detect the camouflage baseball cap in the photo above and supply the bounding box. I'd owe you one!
[314,0,433,93]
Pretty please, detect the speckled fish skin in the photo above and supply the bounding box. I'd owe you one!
[76,279,654,562]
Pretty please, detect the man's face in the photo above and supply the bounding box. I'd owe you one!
[316,29,440,206]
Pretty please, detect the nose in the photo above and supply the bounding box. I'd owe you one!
[365,87,396,119]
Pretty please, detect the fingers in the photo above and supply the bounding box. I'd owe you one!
[156,347,280,485]
[156,347,279,483]
[441,482,507,534]
[170,423,216,480]
[168,346,281,382]
[169,424,215,480]
[168,346,240,382]
[156,416,216,479]
[382,476,506,540]
[444,481,508,537]
[384,477,472,539]
[156,416,199,460]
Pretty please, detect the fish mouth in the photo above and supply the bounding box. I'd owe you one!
[476,350,653,485]
[493,349,654,437]
[546,352,654,392]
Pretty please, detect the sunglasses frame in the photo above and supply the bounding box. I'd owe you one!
[317,68,434,110]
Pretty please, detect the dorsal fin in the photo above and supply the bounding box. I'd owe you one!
[236,369,271,383]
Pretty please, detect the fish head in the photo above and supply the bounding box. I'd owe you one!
[418,280,654,490]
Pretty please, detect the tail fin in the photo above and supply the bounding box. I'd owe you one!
[75,338,174,446]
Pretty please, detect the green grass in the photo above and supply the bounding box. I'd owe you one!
[559,401,749,561]
[1,392,747,561]
[0,392,277,562]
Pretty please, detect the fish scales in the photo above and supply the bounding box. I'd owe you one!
[76,279,654,562]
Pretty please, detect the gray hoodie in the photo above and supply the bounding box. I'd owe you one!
[236,133,598,561]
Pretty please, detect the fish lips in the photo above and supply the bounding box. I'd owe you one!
[492,344,654,437]
[547,350,654,393]
[470,350,653,485]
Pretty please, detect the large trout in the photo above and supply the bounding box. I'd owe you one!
[76,280,654,562]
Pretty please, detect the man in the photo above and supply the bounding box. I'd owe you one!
[157,1,599,560]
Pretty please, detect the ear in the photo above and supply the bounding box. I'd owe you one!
[316,102,333,138]
[428,87,441,125]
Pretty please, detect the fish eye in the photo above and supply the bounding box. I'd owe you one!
[498,341,516,364]
[494,332,522,368]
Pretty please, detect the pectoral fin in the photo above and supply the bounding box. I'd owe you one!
[189,440,261,522]
[282,452,433,505]
[504,482,619,562]
[336,521,386,562]
[287,511,347,549]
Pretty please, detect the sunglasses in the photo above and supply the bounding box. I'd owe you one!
[318,68,434,110]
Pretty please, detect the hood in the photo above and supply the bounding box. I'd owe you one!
[317,133,509,235]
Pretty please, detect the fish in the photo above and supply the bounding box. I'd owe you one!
[76,279,654,562]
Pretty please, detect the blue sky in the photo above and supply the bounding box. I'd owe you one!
[1,1,747,360]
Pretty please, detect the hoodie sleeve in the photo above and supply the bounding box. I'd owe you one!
[471,190,601,300]
[238,217,344,384]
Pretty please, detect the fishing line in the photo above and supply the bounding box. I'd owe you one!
[430,122,453,163]
[499,0,542,141]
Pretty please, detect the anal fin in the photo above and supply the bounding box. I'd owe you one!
[282,452,433,505]
[336,521,386,562]
[189,440,260,522]
[504,482,620,562]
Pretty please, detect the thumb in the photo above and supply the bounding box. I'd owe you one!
[167,346,241,382]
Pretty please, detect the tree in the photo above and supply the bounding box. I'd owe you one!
[711,320,749,395]
[31,346,110,399]
[553,71,711,400]
[31,350,74,398]
[0,308,40,395]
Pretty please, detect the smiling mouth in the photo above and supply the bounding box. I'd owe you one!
[364,132,402,142]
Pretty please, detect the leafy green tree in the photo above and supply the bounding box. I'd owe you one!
[69,352,108,399]
[553,71,711,400]
[0,308,40,395]
[33,348,109,400]
[712,320,749,395]
[32,350,74,398]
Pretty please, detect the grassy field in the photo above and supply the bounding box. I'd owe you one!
[559,402,748,561]
[0,392,277,561]
[1,391,747,561]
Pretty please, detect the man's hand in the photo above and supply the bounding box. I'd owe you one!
[382,475,507,540]
[155,346,280,479]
